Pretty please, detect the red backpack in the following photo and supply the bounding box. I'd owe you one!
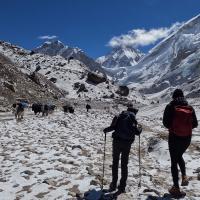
[171,106,193,137]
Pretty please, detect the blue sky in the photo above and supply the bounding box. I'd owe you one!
[0,0,200,58]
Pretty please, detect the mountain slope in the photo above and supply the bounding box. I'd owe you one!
[122,14,200,98]
[33,40,104,73]
[0,52,65,110]
[97,46,143,81]
[0,41,123,101]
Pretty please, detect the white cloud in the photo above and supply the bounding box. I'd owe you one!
[38,35,58,40]
[108,22,182,48]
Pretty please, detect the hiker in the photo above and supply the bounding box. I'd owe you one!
[163,89,198,197]
[86,104,91,112]
[103,106,142,194]
[15,102,25,120]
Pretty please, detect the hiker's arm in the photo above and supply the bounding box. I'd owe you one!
[103,116,118,133]
[192,108,198,128]
[163,104,172,129]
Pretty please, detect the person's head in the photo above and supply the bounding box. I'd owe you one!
[127,106,138,114]
[172,89,184,100]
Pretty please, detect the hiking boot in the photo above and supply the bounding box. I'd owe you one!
[108,182,116,192]
[168,186,186,197]
[181,175,189,186]
[117,185,126,194]
[114,188,126,197]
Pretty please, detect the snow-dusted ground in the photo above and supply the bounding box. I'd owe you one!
[0,103,200,200]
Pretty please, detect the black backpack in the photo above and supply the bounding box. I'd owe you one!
[113,111,138,141]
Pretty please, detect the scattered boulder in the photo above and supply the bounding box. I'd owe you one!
[87,72,106,84]
[67,56,74,63]
[4,81,15,92]
[148,138,160,153]
[28,72,40,85]
[42,179,57,186]
[72,145,82,150]
[29,50,35,55]
[49,77,57,83]
[35,65,41,72]
[45,71,51,75]
[74,82,88,92]
[22,170,34,176]
[194,167,200,173]
[116,86,129,96]
[78,83,88,93]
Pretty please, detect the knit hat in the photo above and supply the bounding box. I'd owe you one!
[172,89,184,99]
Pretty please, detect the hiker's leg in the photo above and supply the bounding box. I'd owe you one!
[112,140,121,186]
[169,136,179,188]
[178,138,191,176]
[119,142,131,190]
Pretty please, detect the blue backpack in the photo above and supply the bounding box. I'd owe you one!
[20,102,28,108]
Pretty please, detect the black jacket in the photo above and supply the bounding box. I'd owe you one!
[163,97,198,132]
[104,111,142,142]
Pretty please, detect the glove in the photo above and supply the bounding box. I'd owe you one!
[103,127,109,133]
[137,124,142,134]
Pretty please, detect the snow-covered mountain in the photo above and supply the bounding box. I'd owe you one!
[0,41,142,104]
[122,14,200,98]
[33,40,104,73]
[97,46,143,81]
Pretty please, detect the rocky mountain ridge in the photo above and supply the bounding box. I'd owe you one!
[33,40,103,73]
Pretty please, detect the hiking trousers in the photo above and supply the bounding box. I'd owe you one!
[168,134,191,188]
[112,139,132,190]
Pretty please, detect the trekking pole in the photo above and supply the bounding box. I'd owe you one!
[138,134,141,188]
[101,132,106,190]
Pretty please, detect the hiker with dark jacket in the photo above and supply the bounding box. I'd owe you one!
[103,106,142,194]
[163,89,198,197]
[86,104,91,112]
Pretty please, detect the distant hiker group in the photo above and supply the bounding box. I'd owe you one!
[102,89,198,198]
[12,99,56,121]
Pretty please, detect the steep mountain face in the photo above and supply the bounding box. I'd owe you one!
[97,46,143,81]
[0,41,126,102]
[0,52,65,111]
[33,40,103,73]
[122,14,200,98]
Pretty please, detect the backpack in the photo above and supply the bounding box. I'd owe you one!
[113,111,138,141]
[21,102,28,108]
[171,105,193,137]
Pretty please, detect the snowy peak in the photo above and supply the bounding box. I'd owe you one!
[34,40,66,56]
[96,46,143,82]
[97,46,142,68]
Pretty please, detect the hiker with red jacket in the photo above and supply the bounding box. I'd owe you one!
[163,89,198,197]
[103,106,142,194]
